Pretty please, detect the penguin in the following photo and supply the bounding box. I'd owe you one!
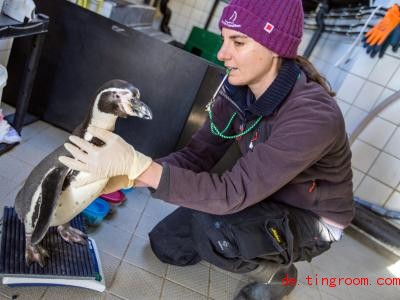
[14,79,152,267]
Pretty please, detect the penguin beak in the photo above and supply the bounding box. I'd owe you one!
[129,96,153,120]
[119,88,152,120]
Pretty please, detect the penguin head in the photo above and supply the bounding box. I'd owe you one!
[95,79,152,120]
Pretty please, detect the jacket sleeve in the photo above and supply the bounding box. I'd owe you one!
[156,98,235,172]
[151,97,341,215]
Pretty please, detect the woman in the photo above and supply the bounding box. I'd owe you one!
[59,0,354,299]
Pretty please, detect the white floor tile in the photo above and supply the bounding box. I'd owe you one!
[104,205,141,234]
[110,261,162,300]
[143,197,177,220]
[87,223,131,259]
[0,154,34,185]
[166,264,210,296]
[209,269,248,300]
[161,280,207,300]
[41,286,103,299]
[20,121,50,143]
[0,285,47,300]
[134,215,161,240]
[123,188,150,213]
[124,235,168,277]
[8,141,49,167]
[209,264,249,283]
[99,250,121,289]
[286,282,322,300]
[105,292,125,300]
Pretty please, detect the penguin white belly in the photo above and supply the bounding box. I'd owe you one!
[50,172,108,226]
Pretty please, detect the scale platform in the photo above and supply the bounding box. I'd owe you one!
[0,207,105,292]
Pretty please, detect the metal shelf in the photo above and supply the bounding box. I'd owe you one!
[0,13,49,155]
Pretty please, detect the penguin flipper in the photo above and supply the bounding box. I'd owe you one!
[31,166,69,245]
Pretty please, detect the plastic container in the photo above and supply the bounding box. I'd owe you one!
[81,198,110,226]
[99,190,126,205]
[184,27,223,67]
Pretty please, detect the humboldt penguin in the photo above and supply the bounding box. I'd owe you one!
[14,79,152,267]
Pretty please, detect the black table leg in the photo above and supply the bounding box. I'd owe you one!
[11,33,46,133]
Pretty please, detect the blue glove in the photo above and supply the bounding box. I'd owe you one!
[364,24,400,58]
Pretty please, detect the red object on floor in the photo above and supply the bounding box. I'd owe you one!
[99,190,126,205]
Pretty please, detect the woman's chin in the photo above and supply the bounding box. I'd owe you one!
[228,77,246,86]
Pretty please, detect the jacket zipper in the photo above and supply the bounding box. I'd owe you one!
[308,180,317,193]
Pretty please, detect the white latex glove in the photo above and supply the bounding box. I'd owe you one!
[58,126,152,186]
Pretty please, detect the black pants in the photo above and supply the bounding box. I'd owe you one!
[149,201,342,274]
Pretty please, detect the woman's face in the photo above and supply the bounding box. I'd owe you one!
[217,28,279,95]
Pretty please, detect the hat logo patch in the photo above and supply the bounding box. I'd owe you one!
[222,11,241,28]
[264,22,274,33]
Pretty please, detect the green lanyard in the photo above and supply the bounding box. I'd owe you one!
[208,109,263,139]
[206,68,263,140]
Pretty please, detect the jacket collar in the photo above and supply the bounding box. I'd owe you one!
[222,59,301,118]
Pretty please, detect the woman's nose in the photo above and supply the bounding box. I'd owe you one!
[217,43,230,62]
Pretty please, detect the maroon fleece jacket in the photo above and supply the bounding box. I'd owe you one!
[152,61,354,228]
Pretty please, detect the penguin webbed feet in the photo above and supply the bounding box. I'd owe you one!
[57,223,87,245]
[25,243,50,268]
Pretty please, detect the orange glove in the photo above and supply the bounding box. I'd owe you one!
[365,4,400,47]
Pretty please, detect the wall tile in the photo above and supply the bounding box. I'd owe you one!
[369,152,400,188]
[351,140,380,173]
[368,55,400,86]
[344,106,368,135]
[352,168,365,190]
[359,117,396,148]
[384,127,400,159]
[384,191,400,211]
[387,65,400,90]
[336,73,365,104]
[376,89,399,122]
[347,47,378,78]
[355,176,392,206]
[353,81,384,111]
[335,99,351,116]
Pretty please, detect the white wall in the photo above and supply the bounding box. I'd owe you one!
[300,11,400,216]
[168,0,226,44]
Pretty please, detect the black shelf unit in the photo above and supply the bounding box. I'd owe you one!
[0,13,48,155]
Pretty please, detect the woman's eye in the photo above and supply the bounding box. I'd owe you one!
[234,41,244,46]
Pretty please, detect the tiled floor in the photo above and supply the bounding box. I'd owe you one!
[0,102,399,299]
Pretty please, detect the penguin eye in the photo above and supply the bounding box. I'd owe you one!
[116,94,120,98]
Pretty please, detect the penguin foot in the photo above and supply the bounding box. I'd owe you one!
[57,224,87,244]
[25,244,50,267]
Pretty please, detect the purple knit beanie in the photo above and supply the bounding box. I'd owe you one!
[219,0,304,58]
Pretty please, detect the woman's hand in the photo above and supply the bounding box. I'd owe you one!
[58,126,152,183]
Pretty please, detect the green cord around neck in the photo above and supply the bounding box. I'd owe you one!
[209,110,263,139]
